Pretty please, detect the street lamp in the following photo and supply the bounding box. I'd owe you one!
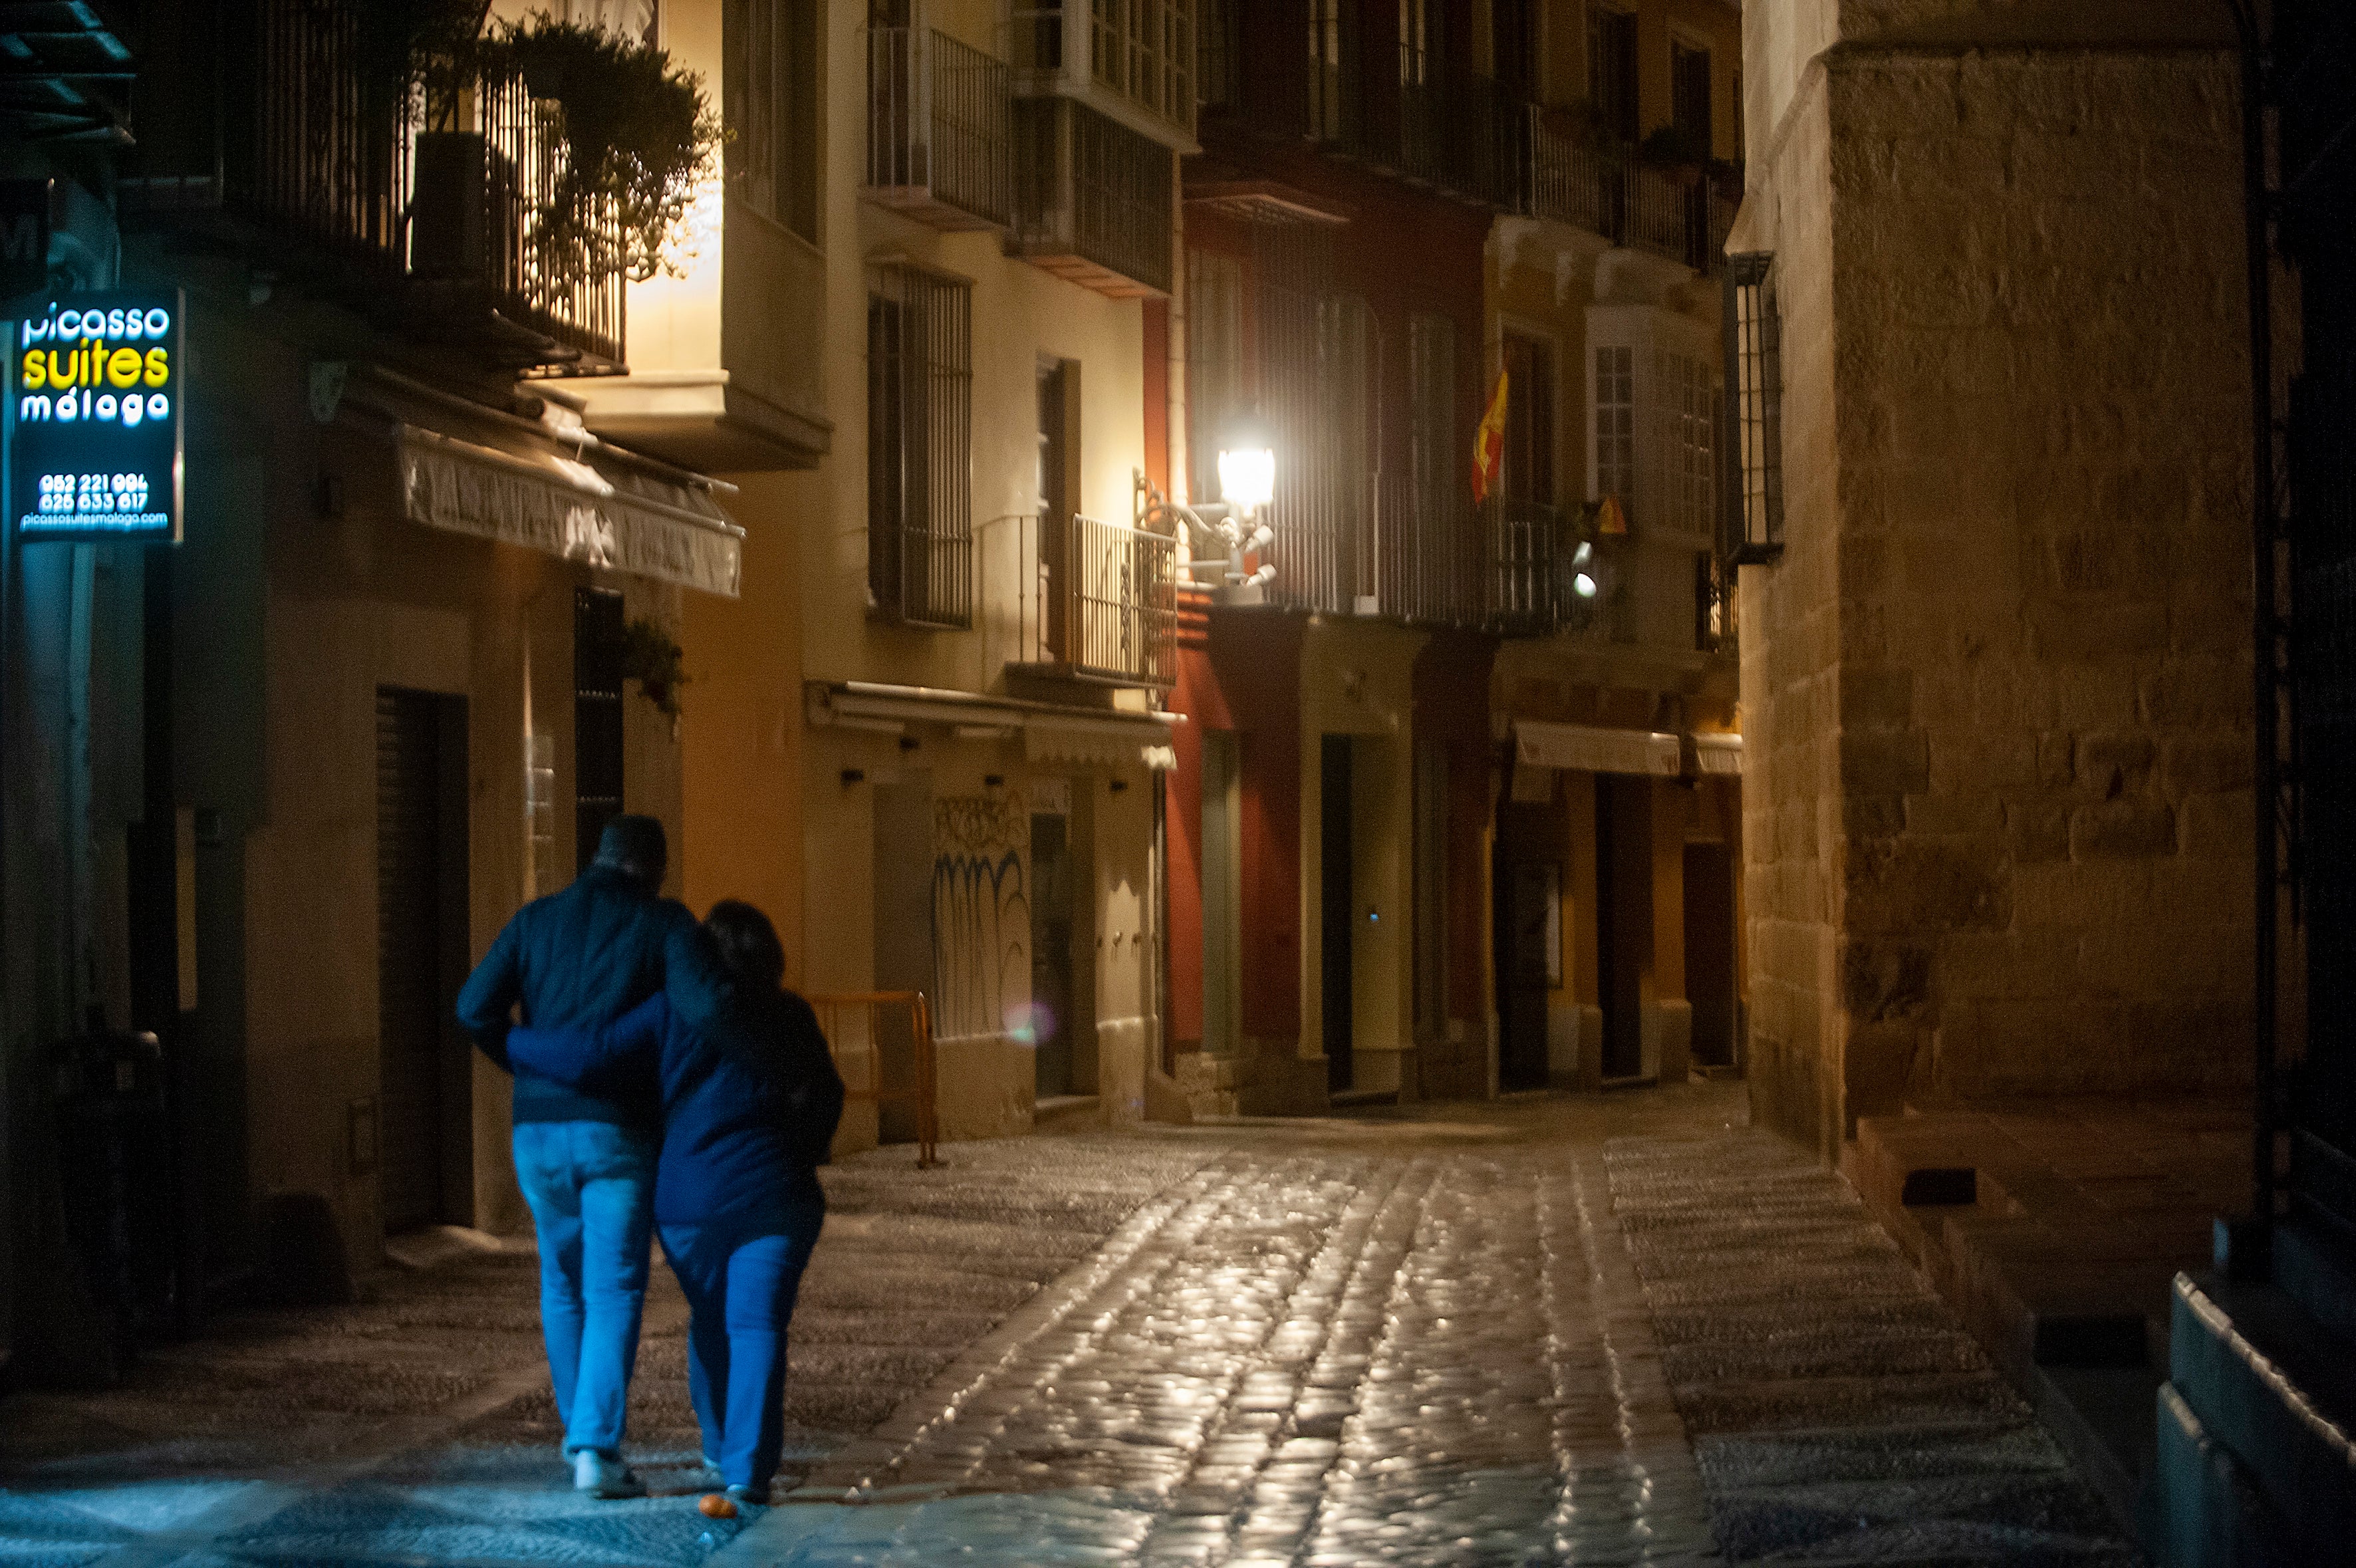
[1134,414,1281,601]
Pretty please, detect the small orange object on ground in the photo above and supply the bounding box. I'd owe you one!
[697,1494,737,1519]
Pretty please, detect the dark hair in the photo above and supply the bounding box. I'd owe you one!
[705,900,786,991]
[593,814,668,886]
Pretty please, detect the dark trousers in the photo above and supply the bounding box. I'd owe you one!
[658,1200,824,1491]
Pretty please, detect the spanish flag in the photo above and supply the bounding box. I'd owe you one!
[1471,366,1509,505]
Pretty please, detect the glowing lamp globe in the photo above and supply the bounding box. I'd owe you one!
[1218,418,1277,516]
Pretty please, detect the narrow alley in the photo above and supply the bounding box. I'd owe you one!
[3,1087,2129,1567]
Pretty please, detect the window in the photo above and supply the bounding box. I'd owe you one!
[1409,313,1457,523]
[1400,0,1432,81]
[1198,0,1240,110]
[1664,347,1714,540]
[1672,39,1711,150]
[1588,4,1636,144]
[1184,247,1243,505]
[1501,332,1555,505]
[1593,342,1634,507]
[1723,253,1783,561]
[573,587,624,874]
[1308,0,1352,141]
[868,265,974,626]
[1494,0,1535,97]
[728,0,820,241]
[1089,0,1195,126]
[571,0,658,44]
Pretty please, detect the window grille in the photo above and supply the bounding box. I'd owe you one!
[730,0,821,241]
[1722,252,1784,563]
[868,265,974,627]
[1594,342,1635,509]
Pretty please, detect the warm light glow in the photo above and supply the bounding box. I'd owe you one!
[1218,444,1275,516]
[656,167,725,277]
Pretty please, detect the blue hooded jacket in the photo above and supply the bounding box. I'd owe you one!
[505,988,846,1225]
[454,864,733,1130]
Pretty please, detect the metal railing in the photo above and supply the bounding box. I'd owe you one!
[1486,497,1567,636]
[1374,52,1513,204]
[1066,513,1179,685]
[1521,105,1738,276]
[1002,511,1179,686]
[1013,97,1174,293]
[237,0,623,364]
[1366,471,1486,628]
[806,990,939,1167]
[866,25,1014,227]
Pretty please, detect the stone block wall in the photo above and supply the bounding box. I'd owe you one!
[1742,41,2255,1152]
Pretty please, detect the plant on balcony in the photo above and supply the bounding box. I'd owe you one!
[618,615,692,721]
[481,19,722,285]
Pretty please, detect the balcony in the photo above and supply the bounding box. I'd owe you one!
[1387,51,1514,206]
[231,0,623,368]
[1521,106,1741,275]
[864,25,1014,231]
[1001,509,1179,688]
[1009,0,1197,154]
[1012,97,1174,297]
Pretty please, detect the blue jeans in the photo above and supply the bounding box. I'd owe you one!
[512,1121,657,1458]
[659,1202,824,1491]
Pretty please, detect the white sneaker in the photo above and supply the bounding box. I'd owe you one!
[572,1449,645,1498]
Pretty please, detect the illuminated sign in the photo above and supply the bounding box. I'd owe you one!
[9,289,184,543]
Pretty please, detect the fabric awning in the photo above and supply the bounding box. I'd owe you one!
[1694,733,1744,777]
[809,680,1178,770]
[395,424,743,597]
[1515,721,1683,777]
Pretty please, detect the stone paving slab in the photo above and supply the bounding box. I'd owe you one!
[1,1087,2140,1567]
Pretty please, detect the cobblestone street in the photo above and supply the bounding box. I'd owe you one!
[1,1085,2134,1567]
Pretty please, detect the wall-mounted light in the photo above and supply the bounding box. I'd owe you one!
[1571,539,1598,600]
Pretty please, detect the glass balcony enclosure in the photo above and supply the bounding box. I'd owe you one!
[1009,0,1198,154]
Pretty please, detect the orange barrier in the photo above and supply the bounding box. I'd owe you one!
[804,990,939,1168]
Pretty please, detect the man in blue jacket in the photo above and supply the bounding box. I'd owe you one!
[456,815,731,1498]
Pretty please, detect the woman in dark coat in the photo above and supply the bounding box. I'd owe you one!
[506,900,844,1501]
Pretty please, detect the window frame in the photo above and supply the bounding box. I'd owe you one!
[1722,251,1785,564]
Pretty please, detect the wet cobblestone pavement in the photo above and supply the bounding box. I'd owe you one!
[1,1086,2138,1566]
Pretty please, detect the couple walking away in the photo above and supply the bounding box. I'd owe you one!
[456,815,845,1505]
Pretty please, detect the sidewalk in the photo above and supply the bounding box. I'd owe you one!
[1,1086,2135,1566]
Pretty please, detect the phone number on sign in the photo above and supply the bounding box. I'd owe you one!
[33,471,152,515]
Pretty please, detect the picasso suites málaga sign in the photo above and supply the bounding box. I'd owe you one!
[9,290,185,543]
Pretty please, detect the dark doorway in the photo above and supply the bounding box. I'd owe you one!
[574,587,624,874]
[1684,842,1737,1069]
[1595,775,1648,1079]
[1321,735,1353,1091]
[1030,810,1077,1098]
[1499,851,1553,1091]
[872,776,934,1145]
[375,688,471,1234]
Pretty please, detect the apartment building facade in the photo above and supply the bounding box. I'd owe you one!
[1162,0,1744,1113]
[682,0,1188,1145]
[0,0,823,1376]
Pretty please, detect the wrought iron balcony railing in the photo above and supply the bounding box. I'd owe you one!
[1002,509,1179,687]
[1012,96,1174,296]
[1520,105,1740,275]
[235,0,624,366]
[865,25,1014,230]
